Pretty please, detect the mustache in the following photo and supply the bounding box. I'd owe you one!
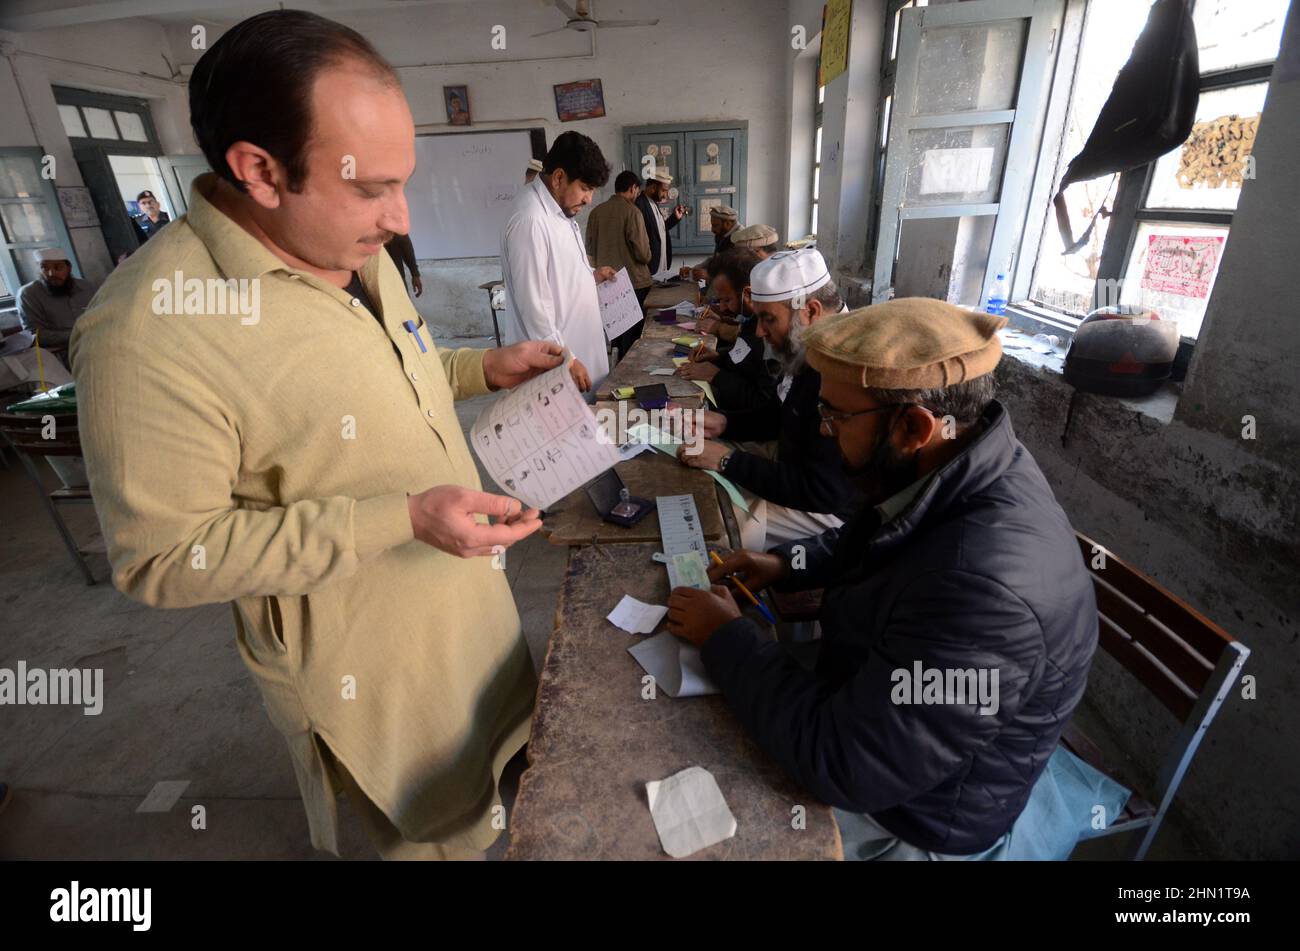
[361,231,395,246]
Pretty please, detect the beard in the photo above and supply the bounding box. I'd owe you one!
[843,417,920,506]
[44,277,73,296]
[767,318,809,377]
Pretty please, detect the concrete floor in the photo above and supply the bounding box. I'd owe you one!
[0,340,1209,860]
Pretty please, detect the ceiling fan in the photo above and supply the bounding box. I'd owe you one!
[532,0,659,38]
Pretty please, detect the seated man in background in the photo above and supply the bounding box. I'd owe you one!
[727,223,780,258]
[667,299,1098,860]
[16,247,98,363]
[691,204,740,280]
[384,232,423,298]
[677,248,858,550]
[675,248,777,414]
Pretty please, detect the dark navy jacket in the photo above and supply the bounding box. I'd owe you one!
[701,401,1098,854]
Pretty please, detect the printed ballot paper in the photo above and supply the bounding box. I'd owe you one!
[597,267,645,340]
[470,361,619,511]
[646,766,737,858]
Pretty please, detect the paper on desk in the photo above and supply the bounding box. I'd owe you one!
[625,423,751,514]
[646,766,737,858]
[672,356,690,367]
[676,320,698,331]
[598,267,645,340]
[607,595,668,635]
[692,380,717,405]
[648,368,677,376]
[470,361,620,511]
[628,631,720,698]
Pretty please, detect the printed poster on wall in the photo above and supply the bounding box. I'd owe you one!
[819,0,853,87]
[1140,235,1224,299]
[554,79,606,122]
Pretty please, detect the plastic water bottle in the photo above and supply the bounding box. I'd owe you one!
[985,273,1009,316]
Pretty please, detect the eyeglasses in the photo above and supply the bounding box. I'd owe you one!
[816,401,916,436]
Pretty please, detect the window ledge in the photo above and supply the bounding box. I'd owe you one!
[998,339,1181,426]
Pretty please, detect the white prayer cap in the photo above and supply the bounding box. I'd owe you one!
[709,204,738,221]
[527,158,544,172]
[35,247,71,263]
[651,166,672,184]
[749,247,831,303]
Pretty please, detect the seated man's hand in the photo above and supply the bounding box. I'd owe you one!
[483,341,565,390]
[695,315,720,335]
[667,585,740,647]
[568,356,592,392]
[707,549,789,593]
[676,360,719,381]
[677,439,730,471]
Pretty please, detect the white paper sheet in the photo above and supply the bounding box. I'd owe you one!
[627,630,719,697]
[597,267,645,340]
[470,361,620,511]
[607,595,669,635]
[728,336,752,363]
[646,766,737,858]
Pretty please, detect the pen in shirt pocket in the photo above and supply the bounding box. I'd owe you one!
[402,319,428,353]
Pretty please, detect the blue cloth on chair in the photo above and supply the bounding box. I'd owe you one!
[835,745,1131,861]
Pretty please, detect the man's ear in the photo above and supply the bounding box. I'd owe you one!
[225,141,283,210]
[895,405,940,453]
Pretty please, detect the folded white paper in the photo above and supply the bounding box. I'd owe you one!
[627,630,719,697]
[607,595,668,635]
[646,766,737,858]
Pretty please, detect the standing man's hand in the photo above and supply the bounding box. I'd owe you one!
[411,275,424,298]
[407,486,543,557]
[568,357,592,392]
[593,265,617,284]
[482,341,565,390]
[673,204,689,221]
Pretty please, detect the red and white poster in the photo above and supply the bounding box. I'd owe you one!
[1140,234,1224,299]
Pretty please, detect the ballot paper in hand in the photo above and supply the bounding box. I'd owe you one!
[607,595,669,635]
[646,766,738,858]
[628,630,719,697]
[597,267,644,340]
[470,361,620,511]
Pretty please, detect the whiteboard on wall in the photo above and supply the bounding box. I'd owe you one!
[405,129,542,260]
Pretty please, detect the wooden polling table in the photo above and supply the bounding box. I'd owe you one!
[643,279,698,313]
[595,335,714,402]
[540,432,727,546]
[506,542,843,860]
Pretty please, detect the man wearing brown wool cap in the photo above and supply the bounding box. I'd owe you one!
[666,297,1100,860]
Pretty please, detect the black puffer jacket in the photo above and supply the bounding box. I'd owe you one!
[700,401,1098,854]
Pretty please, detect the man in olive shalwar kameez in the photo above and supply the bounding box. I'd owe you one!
[70,10,559,860]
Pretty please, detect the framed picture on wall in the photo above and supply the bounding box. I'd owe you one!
[444,86,471,126]
[554,79,606,122]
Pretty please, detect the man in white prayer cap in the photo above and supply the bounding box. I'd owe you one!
[525,158,544,183]
[16,248,99,357]
[677,247,859,550]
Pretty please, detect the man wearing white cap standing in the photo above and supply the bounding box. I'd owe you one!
[636,166,688,279]
[16,248,99,358]
[678,247,859,550]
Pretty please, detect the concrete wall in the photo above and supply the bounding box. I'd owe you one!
[154,0,794,339]
[989,9,1300,859]
[1,20,196,284]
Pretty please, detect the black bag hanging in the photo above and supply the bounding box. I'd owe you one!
[1053,0,1200,253]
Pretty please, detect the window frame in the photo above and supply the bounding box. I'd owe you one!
[812,76,824,236]
[52,86,162,155]
[1014,1,1282,354]
[0,146,81,309]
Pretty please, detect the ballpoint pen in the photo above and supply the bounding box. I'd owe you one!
[709,551,777,624]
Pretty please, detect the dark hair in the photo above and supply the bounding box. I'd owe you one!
[189,10,398,194]
[809,280,844,314]
[866,374,996,427]
[137,190,156,202]
[712,248,761,291]
[543,131,610,188]
[614,170,640,193]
